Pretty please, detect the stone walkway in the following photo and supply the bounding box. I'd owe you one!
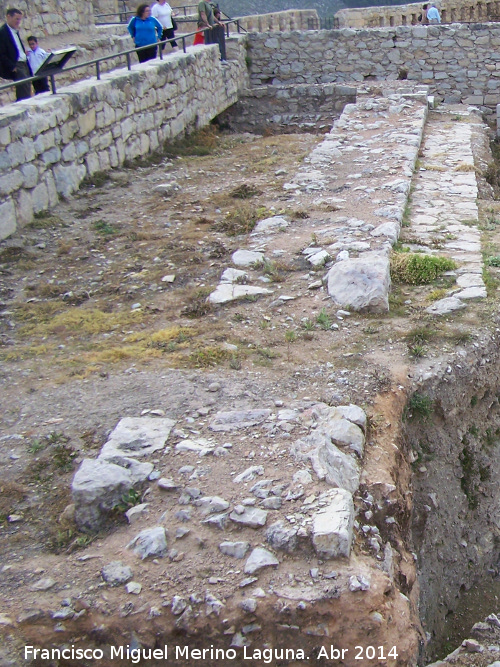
[410,108,486,316]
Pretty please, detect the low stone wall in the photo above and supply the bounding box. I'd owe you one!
[335,0,500,28]
[218,82,356,134]
[0,32,133,107]
[0,0,95,36]
[0,39,248,240]
[247,24,500,107]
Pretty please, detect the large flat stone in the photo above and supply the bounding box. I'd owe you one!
[327,252,390,313]
[99,417,175,460]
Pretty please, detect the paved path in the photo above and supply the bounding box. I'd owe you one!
[409,107,486,315]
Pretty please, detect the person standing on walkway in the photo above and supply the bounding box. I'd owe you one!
[26,35,50,94]
[426,2,441,23]
[0,8,32,101]
[127,4,163,63]
[197,0,227,62]
[151,0,179,53]
[212,6,227,63]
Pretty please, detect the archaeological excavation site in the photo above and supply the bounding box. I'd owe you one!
[4,0,500,665]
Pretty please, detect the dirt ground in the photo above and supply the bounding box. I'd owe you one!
[2,121,500,665]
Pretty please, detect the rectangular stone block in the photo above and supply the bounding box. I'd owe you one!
[312,488,354,559]
[0,199,16,240]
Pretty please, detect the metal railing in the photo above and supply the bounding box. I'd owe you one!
[0,20,242,98]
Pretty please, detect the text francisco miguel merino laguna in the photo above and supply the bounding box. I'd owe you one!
[25,644,399,662]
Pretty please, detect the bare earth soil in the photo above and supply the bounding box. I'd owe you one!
[1,121,500,666]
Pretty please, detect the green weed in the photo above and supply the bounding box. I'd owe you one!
[391,253,456,284]
[316,308,332,330]
[93,220,117,236]
[405,393,434,420]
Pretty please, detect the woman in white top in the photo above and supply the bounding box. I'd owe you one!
[151,0,179,52]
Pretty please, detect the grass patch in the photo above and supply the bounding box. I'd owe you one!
[187,346,229,368]
[81,171,111,189]
[391,253,456,284]
[486,255,500,267]
[483,266,500,295]
[163,127,219,158]
[93,220,118,236]
[212,205,265,236]
[146,326,194,352]
[406,326,435,345]
[427,288,449,302]
[19,307,142,338]
[261,259,291,283]
[405,393,434,421]
[180,287,213,319]
[28,212,65,229]
[230,183,263,199]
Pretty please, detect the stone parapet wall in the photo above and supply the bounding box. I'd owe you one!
[0,0,95,36]
[238,10,319,32]
[0,39,248,240]
[218,82,356,134]
[173,10,320,43]
[247,24,500,107]
[335,0,500,28]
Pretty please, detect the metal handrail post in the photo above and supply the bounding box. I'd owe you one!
[96,61,101,80]
[50,74,56,94]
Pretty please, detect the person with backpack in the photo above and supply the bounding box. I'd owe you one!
[127,4,163,63]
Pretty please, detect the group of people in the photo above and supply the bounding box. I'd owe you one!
[127,0,179,63]
[0,7,50,101]
[418,2,442,24]
[127,0,227,64]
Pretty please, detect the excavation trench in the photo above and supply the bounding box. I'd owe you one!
[404,337,500,663]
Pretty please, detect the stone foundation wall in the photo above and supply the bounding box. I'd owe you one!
[218,82,356,134]
[0,0,94,36]
[247,24,500,106]
[335,0,500,28]
[0,40,248,240]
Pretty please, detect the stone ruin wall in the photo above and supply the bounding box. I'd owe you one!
[335,0,500,28]
[0,0,95,36]
[248,24,500,108]
[218,82,357,134]
[0,38,248,241]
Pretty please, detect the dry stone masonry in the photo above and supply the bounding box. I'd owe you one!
[0,41,248,240]
[248,24,500,107]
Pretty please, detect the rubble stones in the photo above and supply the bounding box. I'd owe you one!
[101,561,133,586]
[265,520,299,553]
[230,507,268,528]
[244,547,279,574]
[234,466,264,483]
[210,410,272,431]
[128,526,167,560]
[219,541,250,558]
[72,458,153,531]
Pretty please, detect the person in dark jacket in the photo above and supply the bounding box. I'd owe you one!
[127,4,163,63]
[0,7,32,101]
